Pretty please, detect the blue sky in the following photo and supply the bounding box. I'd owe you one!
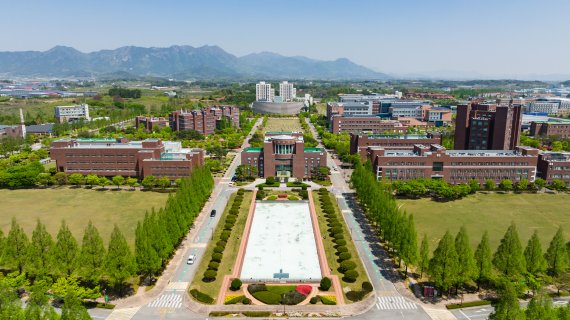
[2,0,570,77]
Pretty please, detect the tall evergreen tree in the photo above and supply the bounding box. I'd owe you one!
[53,220,79,277]
[419,234,430,278]
[61,293,91,320]
[525,294,557,320]
[24,279,60,320]
[105,225,136,294]
[474,231,493,290]
[429,231,458,295]
[0,229,5,263]
[455,226,476,291]
[77,221,106,284]
[27,219,54,277]
[401,214,419,275]
[489,280,526,320]
[493,223,526,277]
[524,230,547,276]
[545,227,569,277]
[135,219,161,281]
[4,218,29,273]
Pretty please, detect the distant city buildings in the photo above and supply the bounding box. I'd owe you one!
[54,104,90,123]
[454,102,522,150]
[50,138,204,180]
[253,81,308,115]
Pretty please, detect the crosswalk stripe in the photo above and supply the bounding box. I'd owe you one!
[376,296,417,310]
[147,293,183,309]
[106,307,141,320]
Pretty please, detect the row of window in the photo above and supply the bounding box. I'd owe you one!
[66,161,135,164]
[65,154,135,158]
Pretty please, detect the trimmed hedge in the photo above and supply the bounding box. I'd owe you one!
[329,227,343,234]
[230,278,242,291]
[320,277,332,291]
[346,290,365,302]
[229,208,239,215]
[446,300,492,310]
[214,246,224,254]
[338,252,352,261]
[216,240,227,247]
[362,281,373,292]
[190,289,214,304]
[224,295,244,305]
[336,246,348,253]
[339,260,357,273]
[310,296,320,304]
[343,270,359,282]
[281,291,306,305]
[334,239,347,246]
[211,253,222,262]
[208,261,220,270]
[334,234,345,240]
[242,311,272,317]
[251,291,281,305]
[203,269,217,282]
[247,284,267,294]
[320,295,337,305]
[242,297,251,305]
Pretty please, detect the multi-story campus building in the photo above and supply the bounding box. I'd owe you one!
[330,116,407,134]
[350,132,442,160]
[0,109,26,139]
[240,132,327,179]
[454,102,522,150]
[279,81,296,102]
[365,144,539,185]
[54,103,90,123]
[537,152,570,183]
[529,118,570,138]
[135,116,169,131]
[168,106,239,135]
[50,138,204,180]
[255,81,275,102]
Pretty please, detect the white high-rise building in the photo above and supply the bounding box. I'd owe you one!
[279,81,296,102]
[256,81,274,102]
[54,103,90,123]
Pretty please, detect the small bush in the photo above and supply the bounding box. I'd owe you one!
[190,289,214,304]
[288,196,300,201]
[242,311,271,317]
[216,240,227,248]
[329,222,342,229]
[203,270,217,282]
[336,246,348,254]
[281,291,307,305]
[247,284,267,294]
[230,278,242,291]
[237,188,245,195]
[224,223,233,231]
[320,295,337,305]
[343,270,359,282]
[226,216,237,224]
[320,277,332,291]
[346,290,365,302]
[267,195,278,200]
[214,246,224,254]
[208,261,220,270]
[229,209,239,215]
[251,291,281,305]
[362,281,373,293]
[242,297,251,305]
[334,233,345,241]
[220,233,230,241]
[334,239,347,246]
[339,252,352,261]
[310,296,320,304]
[446,300,492,309]
[319,187,327,192]
[339,260,357,273]
[256,191,265,200]
[211,253,222,262]
[224,295,244,305]
[330,227,343,235]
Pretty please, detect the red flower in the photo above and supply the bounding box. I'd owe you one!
[295,285,312,296]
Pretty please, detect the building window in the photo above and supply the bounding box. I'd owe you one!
[433,162,444,172]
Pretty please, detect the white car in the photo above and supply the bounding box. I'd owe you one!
[187,254,196,265]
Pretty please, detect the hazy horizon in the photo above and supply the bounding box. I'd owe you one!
[2,0,570,79]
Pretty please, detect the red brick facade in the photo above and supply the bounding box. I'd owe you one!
[530,121,570,138]
[168,106,239,136]
[537,152,570,183]
[135,116,169,131]
[350,133,442,160]
[330,116,407,134]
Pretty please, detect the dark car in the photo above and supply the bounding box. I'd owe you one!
[210,209,216,217]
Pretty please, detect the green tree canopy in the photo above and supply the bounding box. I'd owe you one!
[429,231,458,293]
[53,220,79,277]
[455,226,476,289]
[493,223,526,278]
[105,225,136,293]
[77,221,106,283]
[4,218,29,273]
[524,230,547,276]
[545,227,569,277]
[27,220,54,278]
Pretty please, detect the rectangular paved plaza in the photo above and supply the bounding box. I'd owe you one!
[240,201,321,281]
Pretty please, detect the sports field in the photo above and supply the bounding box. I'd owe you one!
[263,118,303,133]
[398,193,570,251]
[0,188,168,247]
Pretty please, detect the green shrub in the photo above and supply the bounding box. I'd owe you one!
[346,290,365,302]
[336,246,348,254]
[310,296,320,304]
[320,295,337,305]
[299,190,309,199]
[216,240,227,248]
[211,253,222,262]
[251,291,281,305]
[446,300,492,309]
[220,232,230,241]
[226,216,237,224]
[329,222,342,229]
[256,191,265,200]
[334,239,347,246]
[319,277,332,291]
[334,233,345,241]
[319,187,327,192]
[247,284,267,294]
[208,261,220,270]
[242,297,251,305]
[237,188,245,195]
[214,246,224,254]
[362,281,373,292]
[230,278,242,291]
[203,270,217,282]
[209,312,231,317]
[343,270,359,282]
[338,252,352,261]
[339,260,357,273]
[330,227,343,235]
[288,196,300,201]
[242,311,272,317]
[224,223,234,231]
[229,208,239,215]
[281,291,307,305]
[224,295,244,305]
[267,195,278,200]
[190,289,214,304]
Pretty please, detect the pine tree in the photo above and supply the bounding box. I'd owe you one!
[455,226,476,291]
[78,221,106,284]
[493,223,526,277]
[524,230,547,276]
[545,227,569,277]
[401,214,419,275]
[4,218,29,273]
[105,225,136,294]
[0,229,5,261]
[429,231,458,295]
[419,234,430,278]
[26,219,54,277]
[53,220,79,277]
[474,231,493,290]
[525,294,557,320]
[489,280,526,320]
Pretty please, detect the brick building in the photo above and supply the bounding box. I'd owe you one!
[241,132,327,180]
[454,102,522,150]
[529,119,570,138]
[330,115,407,134]
[168,106,239,135]
[365,144,539,185]
[350,133,442,160]
[50,138,204,180]
[135,116,169,131]
[537,152,570,183]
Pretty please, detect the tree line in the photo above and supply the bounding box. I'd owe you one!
[0,166,213,315]
[108,87,141,99]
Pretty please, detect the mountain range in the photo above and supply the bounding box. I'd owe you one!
[0,45,388,80]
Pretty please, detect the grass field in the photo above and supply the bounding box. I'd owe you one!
[398,193,570,251]
[313,191,370,299]
[0,188,168,247]
[263,118,303,133]
[190,191,253,302]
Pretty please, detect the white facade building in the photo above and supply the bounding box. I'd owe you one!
[256,81,274,102]
[279,81,296,102]
[54,103,90,123]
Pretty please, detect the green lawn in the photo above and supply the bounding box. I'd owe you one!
[263,118,303,133]
[398,193,570,251]
[0,188,168,247]
[190,191,253,302]
[313,191,370,299]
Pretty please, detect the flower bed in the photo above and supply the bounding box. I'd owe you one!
[295,285,312,296]
[278,193,288,199]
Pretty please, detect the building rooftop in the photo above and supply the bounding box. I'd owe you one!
[244,147,263,152]
[304,148,324,153]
